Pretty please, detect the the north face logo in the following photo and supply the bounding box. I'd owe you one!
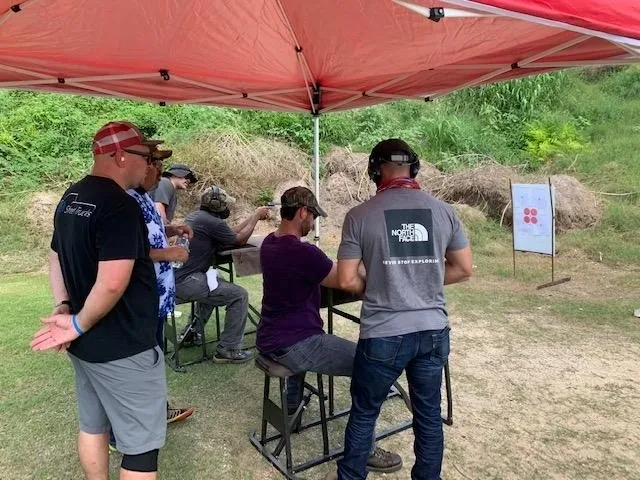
[391,223,429,242]
[384,209,435,258]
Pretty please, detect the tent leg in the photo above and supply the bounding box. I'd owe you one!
[313,114,321,246]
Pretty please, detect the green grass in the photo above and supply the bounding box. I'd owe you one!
[2,244,640,479]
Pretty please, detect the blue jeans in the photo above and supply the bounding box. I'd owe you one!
[268,334,356,410]
[337,328,450,480]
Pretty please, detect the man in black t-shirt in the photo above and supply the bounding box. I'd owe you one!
[174,185,269,363]
[30,121,167,480]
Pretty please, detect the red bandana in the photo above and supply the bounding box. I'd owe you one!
[376,177,421,194]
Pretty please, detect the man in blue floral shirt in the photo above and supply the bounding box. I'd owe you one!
[123,147,194,438]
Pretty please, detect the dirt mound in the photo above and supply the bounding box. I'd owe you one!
[324,172,361,204]
[28,192,59,234]
[324,147,372,201]
[453,203,488,224]
[173,131,311,219]
[431,164,516,220]
[273,179,310,204]
[415,162,444,194]
[174,130,311,209]
[430,164,602,231]
[324,147,367,179]
[551,174,602,231]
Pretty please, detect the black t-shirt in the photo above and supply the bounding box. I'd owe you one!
[50,175,159,363]
[174,210,237,283]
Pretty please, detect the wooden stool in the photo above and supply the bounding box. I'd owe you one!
[249,354,329,479]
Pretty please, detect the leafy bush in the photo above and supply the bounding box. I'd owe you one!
[524,117,587,167]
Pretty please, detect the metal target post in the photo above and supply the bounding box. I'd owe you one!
[550,176,555,282]
[537,177,571,289]
[510,179,516,277]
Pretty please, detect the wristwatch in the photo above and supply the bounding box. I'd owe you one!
[55,300,72,308]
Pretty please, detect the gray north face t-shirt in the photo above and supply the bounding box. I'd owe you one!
[149,177,177,223]
[338,188,469,338]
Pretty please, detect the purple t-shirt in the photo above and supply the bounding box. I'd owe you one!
[256,233,333,353]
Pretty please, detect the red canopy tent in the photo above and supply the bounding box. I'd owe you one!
[0,0,637,113]
[0,0,637,236]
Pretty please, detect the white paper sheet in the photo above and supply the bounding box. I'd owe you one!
[206,267,219,291]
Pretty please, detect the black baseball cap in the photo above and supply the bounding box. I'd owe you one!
[162,163,197,183]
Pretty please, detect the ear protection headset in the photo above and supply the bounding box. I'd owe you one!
[367,139,420,185]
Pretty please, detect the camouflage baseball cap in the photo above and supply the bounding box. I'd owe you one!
[201,185,236,213]
[281,186,327,218]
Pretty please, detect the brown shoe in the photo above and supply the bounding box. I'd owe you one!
[324,472,337,480]
[366,446,403,473]
[213,347,252,364]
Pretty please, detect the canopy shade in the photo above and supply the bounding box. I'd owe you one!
[0,0,637,113]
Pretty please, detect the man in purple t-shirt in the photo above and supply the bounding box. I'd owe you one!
[256,187,402,474]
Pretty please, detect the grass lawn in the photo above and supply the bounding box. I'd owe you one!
[1,233,639,479]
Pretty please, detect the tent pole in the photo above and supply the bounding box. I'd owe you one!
[313,114,321,246]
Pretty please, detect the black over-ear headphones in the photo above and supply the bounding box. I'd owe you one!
[367,139,420,185]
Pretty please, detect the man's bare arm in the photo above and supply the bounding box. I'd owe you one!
[75,259,135,331]
[31,259,135,352]
[337,259,366,294]
[444,247,473,285]
[155,202,168,225]
[320,263,340,289]
[149,247,188,264]
[232,207,269,245]
[165,224,193,239]
[49,250,69,305]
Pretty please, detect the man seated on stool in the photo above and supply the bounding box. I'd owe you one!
[174,186,269,364]
[256,186,402,474]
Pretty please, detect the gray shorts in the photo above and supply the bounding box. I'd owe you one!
[69,346,167,455]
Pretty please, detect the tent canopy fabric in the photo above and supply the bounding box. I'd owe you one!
[0,0,638,113]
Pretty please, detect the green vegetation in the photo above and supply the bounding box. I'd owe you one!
[1,67,639,188]
[1,66,639,272]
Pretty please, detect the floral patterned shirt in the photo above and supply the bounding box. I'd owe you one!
[127,188,175,321]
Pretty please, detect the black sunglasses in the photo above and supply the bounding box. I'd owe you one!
[122,148,153,165]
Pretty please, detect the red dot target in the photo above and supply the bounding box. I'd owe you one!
[522,206,538,225]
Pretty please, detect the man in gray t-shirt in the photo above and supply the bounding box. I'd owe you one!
[149,163,197,224]
[333,139,473,480]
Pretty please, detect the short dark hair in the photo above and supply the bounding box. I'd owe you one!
[280,205,301,221]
